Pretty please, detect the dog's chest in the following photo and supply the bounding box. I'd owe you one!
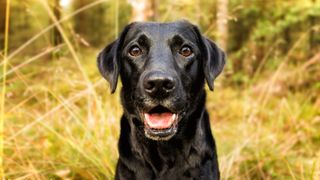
[136,146,202,180]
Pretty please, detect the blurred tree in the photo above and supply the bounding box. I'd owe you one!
[8,1,33,50]
[150,0,158,21]
[309,0,317,53]
[73,0,110,47]
[72,0,131,47]
[51,0,63,46]
[0,0,7,50]
[128,0,157,21]
[216,0,228,50]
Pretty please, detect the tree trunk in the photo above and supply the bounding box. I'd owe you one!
[51,0,62,46]
[150,0,158,21]
[73,0,87,37]
[216,0,228,51]
[128,0,156,22]
[309,0,316,55]
[0,0,7,50]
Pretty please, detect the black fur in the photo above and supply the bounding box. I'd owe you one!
[98,20,225,180]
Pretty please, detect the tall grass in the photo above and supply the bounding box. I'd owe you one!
[2,0,320,179]
[1,0,11,177]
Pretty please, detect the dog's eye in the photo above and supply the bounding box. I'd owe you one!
[129,46,142,57]
[179,46,193,57]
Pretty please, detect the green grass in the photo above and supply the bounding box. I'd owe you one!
[2,48,319,179]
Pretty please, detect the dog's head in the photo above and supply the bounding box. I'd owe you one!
[98,21,225,140]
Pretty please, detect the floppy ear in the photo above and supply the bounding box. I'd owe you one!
[190,24,226,90]
[97,23,134,93]
[202,38,226,91]
[97,41,119,93]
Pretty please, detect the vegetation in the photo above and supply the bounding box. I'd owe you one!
[1,0,319,179]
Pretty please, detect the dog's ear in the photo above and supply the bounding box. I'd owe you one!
[201,38,226,91]
[97,23,134,93]
[97,41,118,93]
[191,24,226,90]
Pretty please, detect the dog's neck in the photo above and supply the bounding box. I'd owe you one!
[119,90,215,174]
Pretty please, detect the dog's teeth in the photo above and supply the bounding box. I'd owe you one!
[172,114,176,121]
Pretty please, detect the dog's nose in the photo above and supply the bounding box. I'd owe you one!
[143,72,175,97]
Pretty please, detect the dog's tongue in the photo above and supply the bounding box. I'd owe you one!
[144,113,176,129]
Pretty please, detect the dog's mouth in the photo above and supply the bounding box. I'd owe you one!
[143,105,179,140]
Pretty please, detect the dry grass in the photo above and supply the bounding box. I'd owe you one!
[1,0,320,179]
[3,48,319,179]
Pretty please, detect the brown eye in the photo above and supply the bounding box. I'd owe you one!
[179,46,193,57]
[129,46,142,57]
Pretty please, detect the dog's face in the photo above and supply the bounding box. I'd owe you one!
[98,21,225,140]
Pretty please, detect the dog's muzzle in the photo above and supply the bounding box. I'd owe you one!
[142,105,179,141]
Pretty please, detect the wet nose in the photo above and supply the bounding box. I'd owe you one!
[143,72,176,97]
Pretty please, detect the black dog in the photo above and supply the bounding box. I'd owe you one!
[98,20,225,180]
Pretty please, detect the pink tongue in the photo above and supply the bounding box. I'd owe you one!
[144,113,175,129]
